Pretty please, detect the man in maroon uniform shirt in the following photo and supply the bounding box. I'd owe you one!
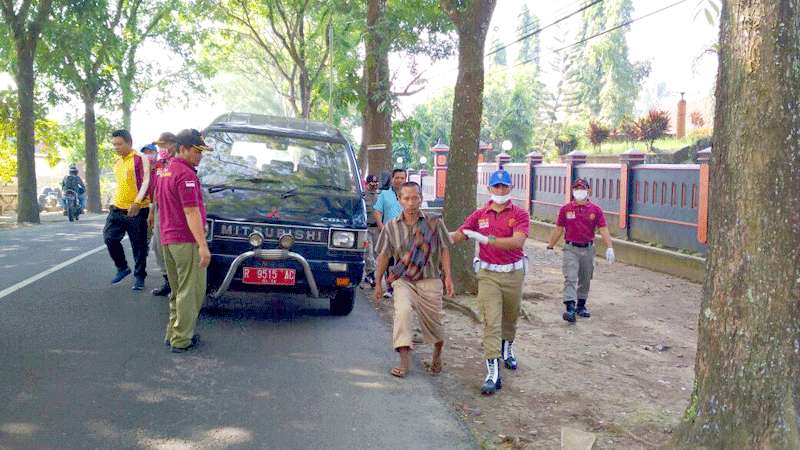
[547,178,615,323]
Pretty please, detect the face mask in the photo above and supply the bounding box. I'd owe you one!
[145,153,157,163]
[573,189,588,201]
[157,149,172,161]
[491,193,512,204]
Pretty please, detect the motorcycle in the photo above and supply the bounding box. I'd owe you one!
[63,189,82,222]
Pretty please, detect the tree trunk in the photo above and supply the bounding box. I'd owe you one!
[83,96,102,213]
[14,38,40,224]
[440,0,496,294]
[120,70,133,131]
[364,0,392,178]
[670,1,800,448]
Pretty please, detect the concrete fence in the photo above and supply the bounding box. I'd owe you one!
[431,145,711,257]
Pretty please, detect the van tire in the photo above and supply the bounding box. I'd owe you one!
[330,288,355,316]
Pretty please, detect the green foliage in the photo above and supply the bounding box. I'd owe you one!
[400,87,453,164]
[0,90,69,184]
[480,68,542,160]
[688,127,712,142]
[565,0,650,126]
[634,109,671,151]
[554,124,581,155]
[517,5,540,73]
[490,35,506,66]
[59,115,119,170]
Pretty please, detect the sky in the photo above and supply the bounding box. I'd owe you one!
[1,0,720,150]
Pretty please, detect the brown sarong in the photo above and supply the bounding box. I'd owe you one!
[391,278,445,350]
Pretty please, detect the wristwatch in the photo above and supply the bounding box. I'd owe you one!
[488,236,496,245]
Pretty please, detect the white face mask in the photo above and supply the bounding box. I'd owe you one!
[573,189,588,201]
[491,193,512,204]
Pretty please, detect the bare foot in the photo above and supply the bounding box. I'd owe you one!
[429,341,444,375]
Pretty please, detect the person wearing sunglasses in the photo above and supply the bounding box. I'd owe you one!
[156,129,211,353]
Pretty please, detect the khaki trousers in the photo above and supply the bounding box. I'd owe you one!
[477,269,525,359]
[164,243,207,348]
[562,244,595,303]
[391,278,445,350]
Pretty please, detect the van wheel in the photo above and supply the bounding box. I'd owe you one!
[330,288,355,316]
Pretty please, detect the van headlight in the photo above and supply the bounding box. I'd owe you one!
[331,231,356,248]
[248,231,264,248]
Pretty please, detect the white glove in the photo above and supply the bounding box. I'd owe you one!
[463,229,490,244]
[605,248,615,264]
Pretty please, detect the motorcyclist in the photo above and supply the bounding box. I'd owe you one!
[61,164,86,212]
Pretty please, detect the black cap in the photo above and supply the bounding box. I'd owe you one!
[366,175,378,182]
[175,129,209,150]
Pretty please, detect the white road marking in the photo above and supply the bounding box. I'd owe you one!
[0,244,107,301]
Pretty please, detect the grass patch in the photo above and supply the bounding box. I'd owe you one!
[581,137,697,155]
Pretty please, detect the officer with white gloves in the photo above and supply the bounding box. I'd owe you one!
[546,178,615,323]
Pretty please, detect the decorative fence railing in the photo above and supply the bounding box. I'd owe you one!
[432,148,711,255]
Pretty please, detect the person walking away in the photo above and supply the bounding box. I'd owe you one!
[149,132,178,296]
[105,129,151,291]
[362,174,380,287]
[373,181,454,378]
[156,129,210,353]
[450,169,529,395]
[61,164,86,212]
[546,178,615,322]
[373,168,407,298]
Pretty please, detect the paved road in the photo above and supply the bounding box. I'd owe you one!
[0,219,474,449]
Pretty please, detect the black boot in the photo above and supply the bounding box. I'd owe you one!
[576,299,591,318]
[151,275,171,296]
[502,339,517,370]
[562,301,576,323]
[480,359,502,395]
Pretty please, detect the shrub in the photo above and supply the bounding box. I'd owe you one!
[554,128,579,155]
[690,111,705,128]
[634,109,671,151]
[689,127,713,142]
[586,121,611,151]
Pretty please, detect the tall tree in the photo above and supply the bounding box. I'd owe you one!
[212,0,333,119]
[567,0,649,126]
[0,0,53,223]
[439,0,496,294]
[363,0,392,176]
[516,5,540,73]
[113,0,205,131]
[489,33,505,66]
[43,0,124,213]
[670,1,800,448]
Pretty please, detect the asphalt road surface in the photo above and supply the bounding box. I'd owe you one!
[0,217,474,449]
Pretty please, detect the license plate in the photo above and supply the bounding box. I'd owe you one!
[242,267,296,286]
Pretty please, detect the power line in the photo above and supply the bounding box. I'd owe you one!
[486,0,604,58]
[513,0,691,68]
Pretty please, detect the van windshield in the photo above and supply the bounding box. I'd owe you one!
[199,131,357,193]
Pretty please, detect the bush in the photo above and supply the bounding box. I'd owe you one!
[634,109,671,151]
[688,127,713,142]
[586,121,611,151]
[690,111,705,128]
[554,130,579,155]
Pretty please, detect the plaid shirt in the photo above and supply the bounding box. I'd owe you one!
[375,211,451,280]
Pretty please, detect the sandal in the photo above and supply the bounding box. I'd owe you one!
[423,359,443,375]
[390,367,407,378]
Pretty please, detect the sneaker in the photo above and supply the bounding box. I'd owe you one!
[111,268,132,285]
[480,359,502,395]
[382,290,393,299]
[364,273,376,287]
[132,277,145,291]
[502,340,517,370]
[562,301,576,323]
[151,277,171,296]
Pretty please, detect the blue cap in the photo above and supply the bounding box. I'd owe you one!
[141,143,157,153]
[489,170,512,186]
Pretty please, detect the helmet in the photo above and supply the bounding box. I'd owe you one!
[69,164,78,175]
[489,170,512,187]
[572,178,589,190]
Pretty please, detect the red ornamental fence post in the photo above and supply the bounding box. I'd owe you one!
[696,147,711,244]
[561,150,587,203]
[618,148,646,235]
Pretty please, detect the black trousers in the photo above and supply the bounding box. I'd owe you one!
[104,206,149,279]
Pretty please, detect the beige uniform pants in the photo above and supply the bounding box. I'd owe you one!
[150,203,167,276]
[477,269,525,359]
[164,243,207,348]
[391,278,445,350]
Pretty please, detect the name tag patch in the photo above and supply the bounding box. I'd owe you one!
[478,219,490,229]
[566,211,576,220]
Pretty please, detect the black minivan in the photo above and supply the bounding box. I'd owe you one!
[199,113,367,315]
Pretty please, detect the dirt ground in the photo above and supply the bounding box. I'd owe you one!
[368,239,702,449]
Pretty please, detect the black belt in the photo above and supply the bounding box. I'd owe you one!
[110,205,128,214]
[566,241,592,248]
